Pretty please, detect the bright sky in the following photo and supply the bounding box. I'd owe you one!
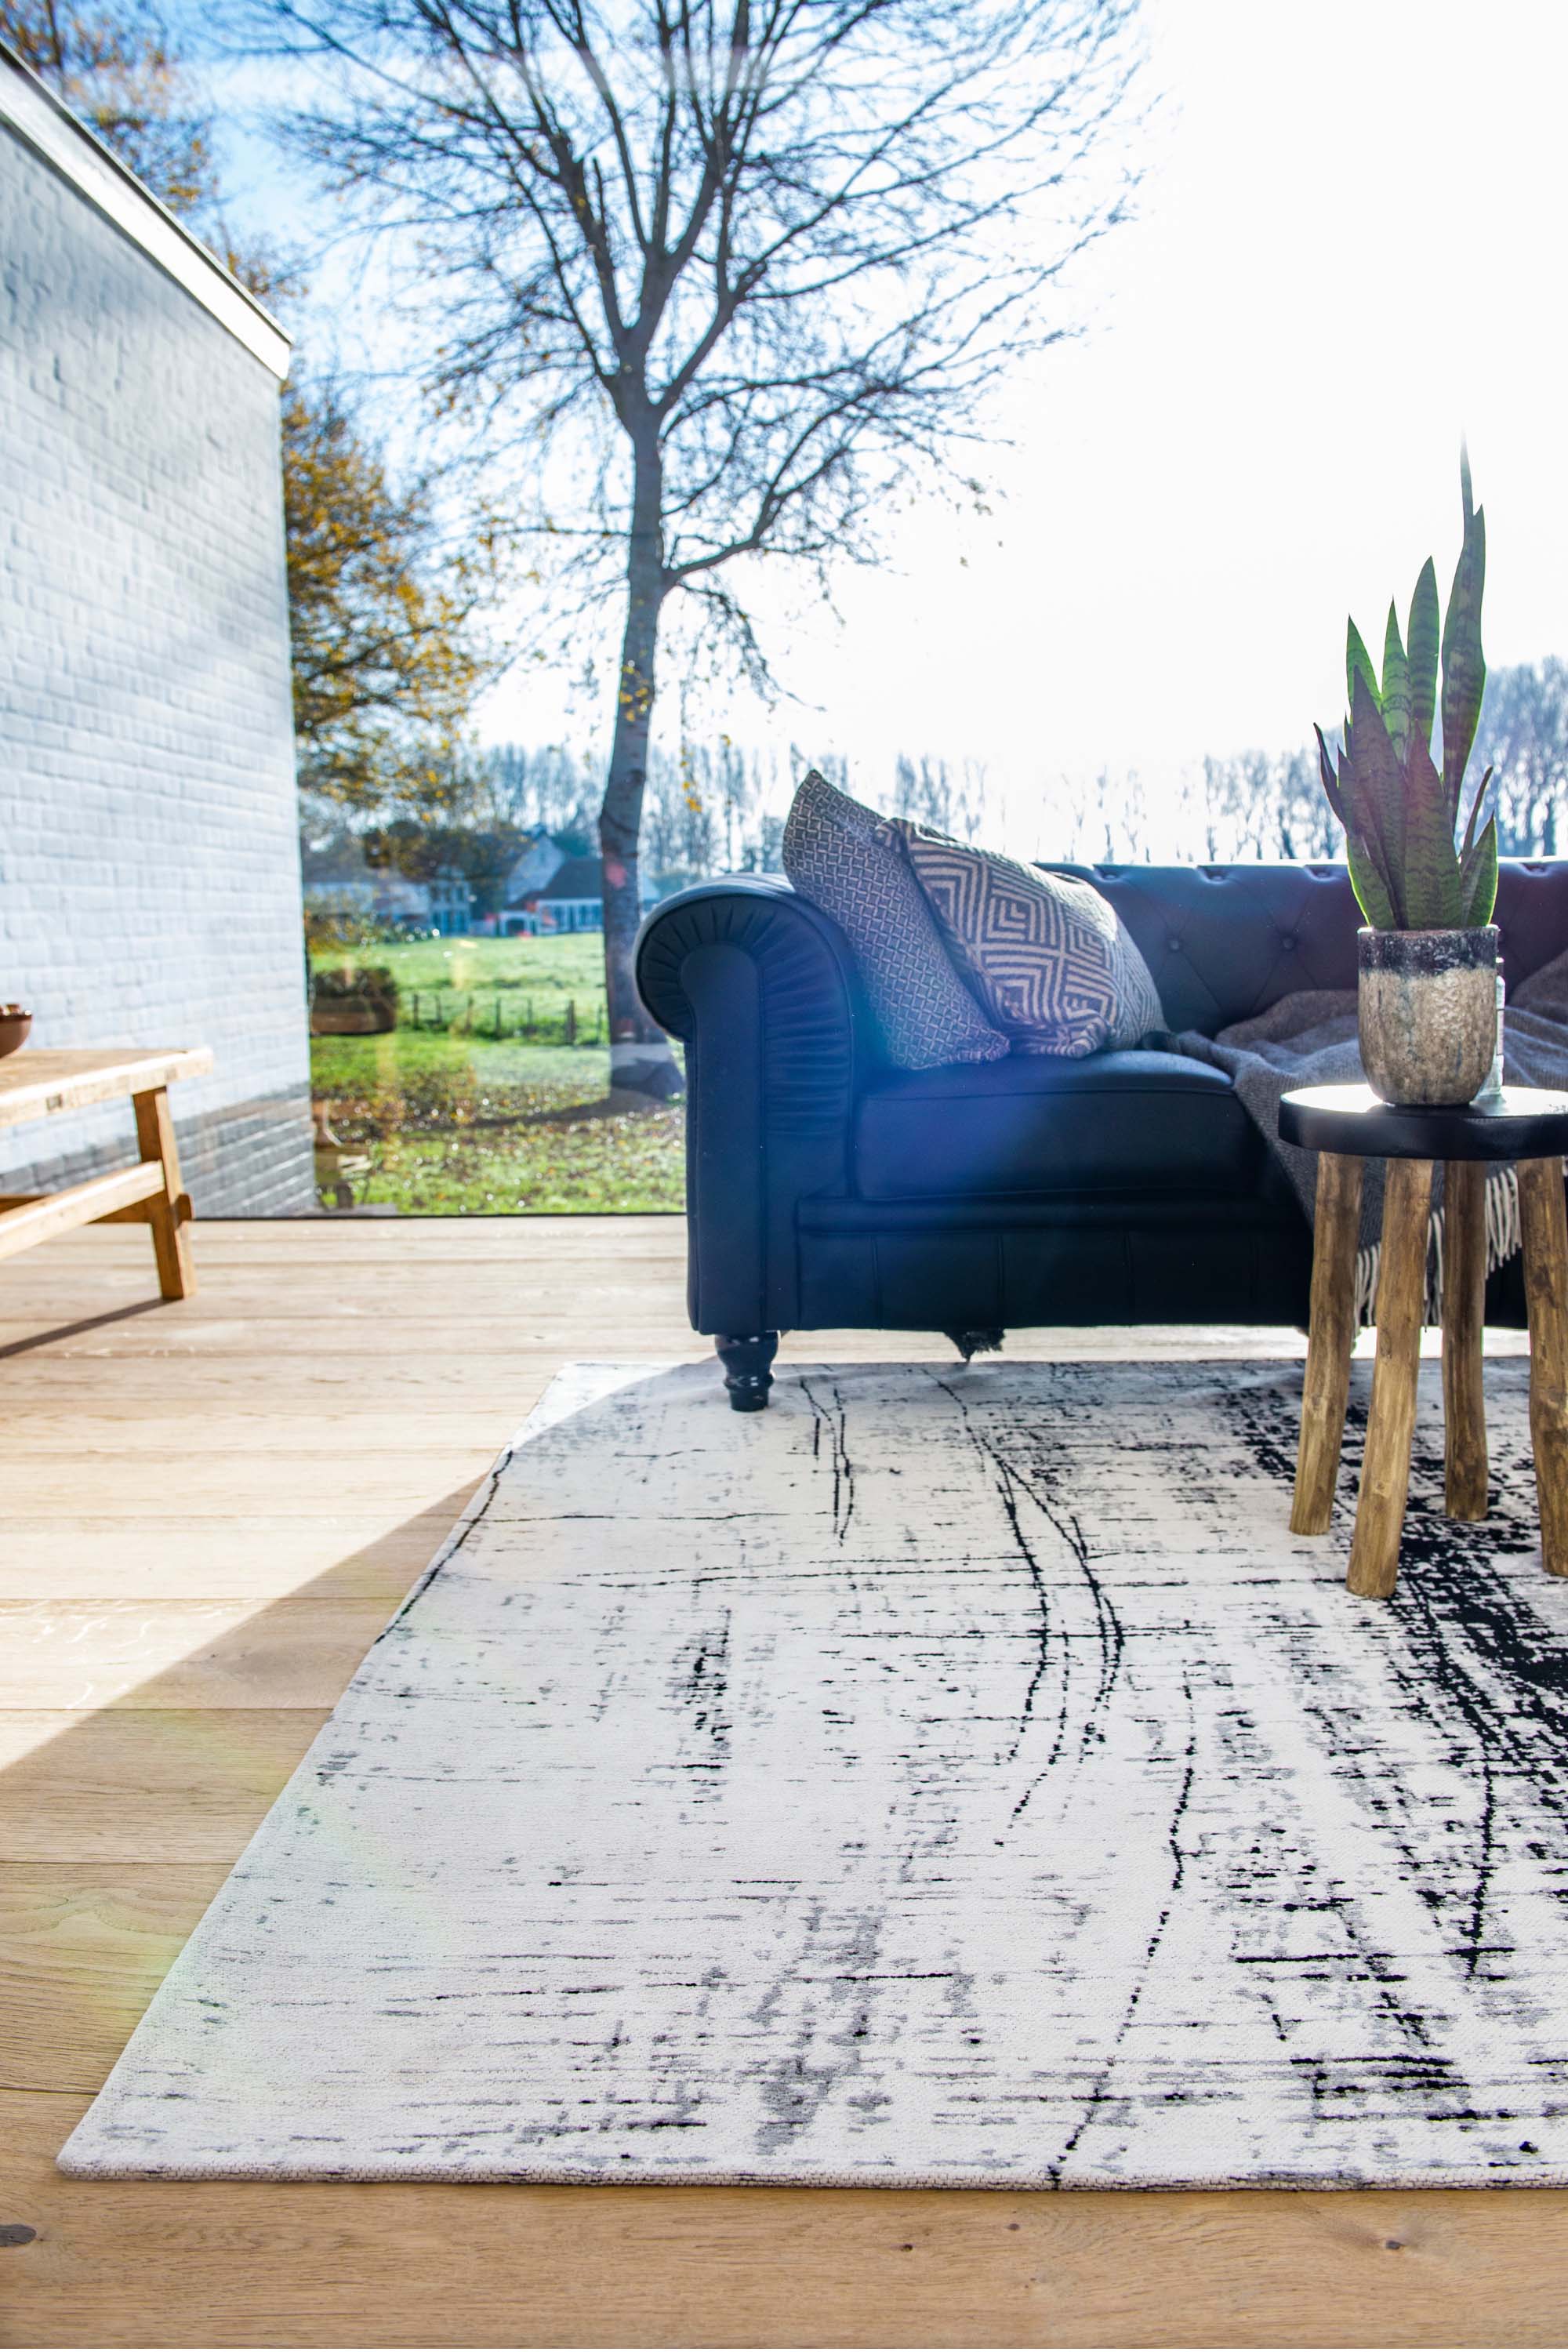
[754,0,1568,850]
[212,0,1568,851]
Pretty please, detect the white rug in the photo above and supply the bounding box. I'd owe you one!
[60,1358,1568,2189]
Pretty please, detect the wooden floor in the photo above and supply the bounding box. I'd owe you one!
[1,1215,1562,2349]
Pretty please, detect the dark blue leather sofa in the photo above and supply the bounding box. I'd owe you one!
[635,860,1568,1408]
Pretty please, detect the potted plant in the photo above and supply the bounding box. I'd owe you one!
[1315,452,1499,1106]
[309,965,400,1036]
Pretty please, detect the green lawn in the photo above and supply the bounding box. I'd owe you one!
[310,931,609,1017]
[310,1025,685,1214]
[343,1107,684,1214]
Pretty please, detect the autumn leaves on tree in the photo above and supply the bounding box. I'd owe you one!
[281,383,498,815]
[2,0,213,201]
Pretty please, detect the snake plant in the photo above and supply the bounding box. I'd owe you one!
[1315,452,1497,930]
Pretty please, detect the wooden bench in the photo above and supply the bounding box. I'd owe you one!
[0,1047,213,1299]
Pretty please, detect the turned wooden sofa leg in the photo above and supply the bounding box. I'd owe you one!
[946,1327,1004,1363]
[716,1332,779,1412]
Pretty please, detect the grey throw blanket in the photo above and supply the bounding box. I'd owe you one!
[1174,946,1568,1323]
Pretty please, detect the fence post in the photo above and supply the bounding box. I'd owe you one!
[566,998,577,1047]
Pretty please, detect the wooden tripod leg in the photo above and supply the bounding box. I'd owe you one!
[1292,1152,1364,1535]
[1348,1156,1433,1600]
[132,1086,196,1301]
[1443,1158,1489,1520]
[1519,1156,1568,1577]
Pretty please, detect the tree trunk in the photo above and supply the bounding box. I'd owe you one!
[600,445,681,1098]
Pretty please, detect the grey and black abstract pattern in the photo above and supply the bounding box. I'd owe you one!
[59,1357,1568,2189]
[897,821,1164,1056]
[781,772,1007,1069]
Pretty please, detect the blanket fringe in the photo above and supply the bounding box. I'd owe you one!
[1351,1164,1529,1328]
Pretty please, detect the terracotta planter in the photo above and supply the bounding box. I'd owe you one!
[310,997,396,1036]
[1358,927,1498,1106]
[0,1005,32,1059]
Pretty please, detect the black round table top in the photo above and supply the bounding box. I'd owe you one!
[1279,1082,1568,1163]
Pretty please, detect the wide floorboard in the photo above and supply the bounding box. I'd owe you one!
[0,1216,1555,2349]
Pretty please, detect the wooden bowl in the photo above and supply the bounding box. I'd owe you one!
[0,1006,33,1059]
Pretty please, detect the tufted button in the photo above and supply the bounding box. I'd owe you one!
[1279,933,1298,951]
[1167,937,1182,953]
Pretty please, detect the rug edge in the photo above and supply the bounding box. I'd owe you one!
[54,1358,680,2183]
[54,2150,1568,2191]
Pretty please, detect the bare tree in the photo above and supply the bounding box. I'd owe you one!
[1269,747,1340,862]
[477,740,601,840]
[640,735,780,879]
[891,751,990,843]
[1478,659,1568,856]
[1059,762,1147,861]
[1192,749,1341,864]
[1047,763,1128,861]
[251,0,1141,1089]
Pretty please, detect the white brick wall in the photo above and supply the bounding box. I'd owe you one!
[0,116,314,1214]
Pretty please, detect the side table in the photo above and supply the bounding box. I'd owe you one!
[1279,1083,1568,1599]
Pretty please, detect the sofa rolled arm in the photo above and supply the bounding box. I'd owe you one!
[636,876,876,1336]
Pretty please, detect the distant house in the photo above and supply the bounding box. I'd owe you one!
[535,856,617,933]
[303,875,433,928]
[503,855,662,935]
[303,862,474,935]
[495,837,566,935]
[428,866,474,936]
[496,840,662,935]
[501,837,568,906]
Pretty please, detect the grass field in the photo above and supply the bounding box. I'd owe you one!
[308,937,683,1214]
[310,932,610,1037]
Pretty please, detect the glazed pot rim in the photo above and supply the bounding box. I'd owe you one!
[1355,924,1499,939]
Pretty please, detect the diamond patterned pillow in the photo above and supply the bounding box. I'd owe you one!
[782,775,1007,1069]
[893,822,1165,1056]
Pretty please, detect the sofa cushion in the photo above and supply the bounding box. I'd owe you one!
[853,1048,1263,1201]
[782,773,1007,1069]
[895,822,1165,1054]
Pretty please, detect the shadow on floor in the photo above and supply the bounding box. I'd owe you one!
[2,1473,493,2100]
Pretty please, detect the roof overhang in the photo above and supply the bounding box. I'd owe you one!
[0,39,292,379]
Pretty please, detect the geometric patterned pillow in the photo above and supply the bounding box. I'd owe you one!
[782,775,1008,1069]
[892,820,1166,1057]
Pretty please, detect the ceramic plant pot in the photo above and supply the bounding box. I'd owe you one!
[1357,927,1498,1106]
[309,996,396,1037]
[0,1004,32,1059]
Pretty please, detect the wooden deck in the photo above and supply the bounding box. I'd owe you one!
[2,1215,1562,2349]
